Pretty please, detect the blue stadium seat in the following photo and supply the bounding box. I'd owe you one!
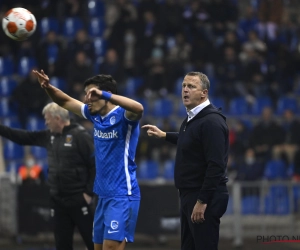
[265,186,289,214]
[173,77,184,96]
[0,77,17,97]
[4,141,24,160]
[163,160,174,180]
[138,160,159,179]
[0,57,14,76]
[277,97,298,115]
[88,18,105,38]
[136,97,149,116]
[2,117,21,128]
[0,98,16,117]
[263,159,287,180]
[293,186,300,212]
[225,197,233,215]
[229,98,248,115]
[122,77,143,97]
[177,104,187,118]
[152,98,173,117]
[18,57,37,77]
[88,0,105,17]
[47,44,59,64]
[251,97,272,115]
[242,196,260,214]
[211,97,226,112]
[39,17,59,36]
[26,117,45,131]
[50,77,67,91]
[31,146,47,159]
[94,37,107,57]
[62,18,83,39]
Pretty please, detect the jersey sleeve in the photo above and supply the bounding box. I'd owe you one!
[81,104,94,123]
[123,109,139,125]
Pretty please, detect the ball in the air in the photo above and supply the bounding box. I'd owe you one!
[2,7,37,41]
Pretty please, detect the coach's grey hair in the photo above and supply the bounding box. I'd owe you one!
[42,102,70,122]
[186,72,210,91]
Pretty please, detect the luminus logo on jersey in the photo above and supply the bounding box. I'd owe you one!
[94,129,118,139]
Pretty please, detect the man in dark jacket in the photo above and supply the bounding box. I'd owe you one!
[0,102,95,250]
[142,72,229,250]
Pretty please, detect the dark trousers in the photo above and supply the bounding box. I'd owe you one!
[180,186,229,250]
[50,194,94,250]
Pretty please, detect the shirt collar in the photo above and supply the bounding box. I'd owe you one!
[187,99,210,122]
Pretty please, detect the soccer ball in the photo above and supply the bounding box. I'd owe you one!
[2,8,37,41]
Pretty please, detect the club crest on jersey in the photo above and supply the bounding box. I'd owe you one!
[110,116,116,125]
[111,220,119,230]
[64,135,73,146]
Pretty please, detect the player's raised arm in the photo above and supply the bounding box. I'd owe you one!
[85,87,144,121]
[32,69,84,117]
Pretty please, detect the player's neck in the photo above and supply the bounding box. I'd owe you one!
[99,103,117,116]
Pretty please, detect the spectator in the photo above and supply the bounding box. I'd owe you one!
[257,0,284,41]
[18,153,45,185]
[67,51,94,99]
[99,48,126,85]
[37,31,66,77]
[236,148,265,197]
[10,69,48,129]
[68,29,95,62]
[273,109,300,164]
[250,107,285,163]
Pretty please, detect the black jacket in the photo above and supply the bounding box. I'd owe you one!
[166,104,229,203]
[0,123,95,197]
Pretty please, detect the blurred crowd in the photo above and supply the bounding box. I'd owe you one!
[1,0,300,183]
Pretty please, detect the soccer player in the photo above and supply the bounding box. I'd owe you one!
[33,70,143,250]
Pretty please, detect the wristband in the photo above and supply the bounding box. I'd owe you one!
[101,91,112,101]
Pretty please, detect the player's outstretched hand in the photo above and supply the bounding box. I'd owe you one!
[141,124,166,139]
[32,69,50,88]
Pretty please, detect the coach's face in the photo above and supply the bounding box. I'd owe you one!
[182,75,207,110]
[44,112,61,133]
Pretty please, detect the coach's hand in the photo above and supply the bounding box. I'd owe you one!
[141,124,166,139]
[191,202,207,224]
[32,69,50,88]
[83,193,92,204]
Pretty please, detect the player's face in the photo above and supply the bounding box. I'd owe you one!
[84,84,106,115]
[44,112,60,133]
[182,75,207,110]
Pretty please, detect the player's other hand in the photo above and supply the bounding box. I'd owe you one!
[32,69,50,88]
[85,87,102,103]
[141,124,166,139]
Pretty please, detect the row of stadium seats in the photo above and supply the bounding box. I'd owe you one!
[137,159,293,181]
[226,185,300,215]
[40,17,105,38]
[0,94,298,119]
[0,39,106,76]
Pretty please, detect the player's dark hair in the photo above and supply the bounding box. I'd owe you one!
[186,72,210,91]
[84,75,117,94]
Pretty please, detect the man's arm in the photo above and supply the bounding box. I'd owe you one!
[0,124,48,147]
[33,70,84,117]
[197,118,228,204]
[85,87,144,121]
